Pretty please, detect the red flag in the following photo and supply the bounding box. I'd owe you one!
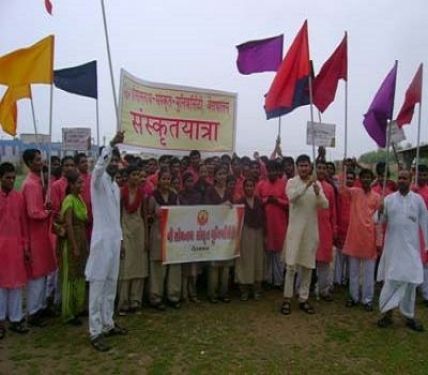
[313,33,347,113]
[264,21,311,119]
[396,64,423,127]
[45,0,53,15]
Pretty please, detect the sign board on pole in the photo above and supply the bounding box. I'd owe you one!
[388,120,406,144]
[306,122,336,147]
[119,69,237,153]
[62,128,91,151]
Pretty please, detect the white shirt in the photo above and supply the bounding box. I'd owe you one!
[377,191,428,284]
[85,145,122,281]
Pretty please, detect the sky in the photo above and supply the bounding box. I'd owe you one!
[0,0,427,159]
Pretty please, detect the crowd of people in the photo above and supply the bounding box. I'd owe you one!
[1,131,428,352]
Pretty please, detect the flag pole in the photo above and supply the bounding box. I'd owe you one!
[96,98,100,147]
[100,0,119,128]
[277,116,282,139]
[308,74,316,163]
[344,79,348,159]
[317,110,322,123]
[344,31,349,160]
[382,121,393,196]
[382,60,398,197]
[29,88,41,148]
[415,63,424,184]
[29,88,45,189]
[46,36,55,203]
[46,83,54,202]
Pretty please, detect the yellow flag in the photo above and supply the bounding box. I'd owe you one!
[0,35,54,86]
[0,86,32,136]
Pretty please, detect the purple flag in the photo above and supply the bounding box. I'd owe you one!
[363,62,398,147]
[236,35,283,75]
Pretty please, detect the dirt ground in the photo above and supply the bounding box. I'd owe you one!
[1,287,428,374]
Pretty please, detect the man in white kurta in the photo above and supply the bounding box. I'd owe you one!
[85,132,127,351]
[377,170,427,332]
[281,155,328,315]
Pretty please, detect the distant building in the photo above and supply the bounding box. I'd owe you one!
[0,136,98,164]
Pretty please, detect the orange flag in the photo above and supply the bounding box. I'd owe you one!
[0,36,54,86]
[0,86,32,136]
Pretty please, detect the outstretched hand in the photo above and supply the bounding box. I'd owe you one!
[110,131,125,147]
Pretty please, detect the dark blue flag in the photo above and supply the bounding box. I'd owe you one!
[54,60,97,99]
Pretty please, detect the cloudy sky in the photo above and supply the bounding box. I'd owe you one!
[0,0,427,159]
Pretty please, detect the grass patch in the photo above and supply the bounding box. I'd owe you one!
[1,288,428,374]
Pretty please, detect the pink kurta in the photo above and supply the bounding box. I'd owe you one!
[316,180,337,263]
[337,189,352,247]
[0,189,28,288]
[148,172,159,187]
[256,178,288,252]
[22,172,56,279]
[342,187,381,260]
[141,180,155,198]
[51,176,68,218]
[233,175,245,202]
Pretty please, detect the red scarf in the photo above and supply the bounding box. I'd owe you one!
[121,185,144,214]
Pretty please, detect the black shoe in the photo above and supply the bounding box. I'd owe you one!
[345,299,357,308]
[321,293,334,302]
[105,324,128,337]
[9,321,30,334]
[377,314,393,328]
[28,313,47,327]
[363,303,373,312]
[406,318,424,332]
[90,334,110,352]
[169,301,181,309]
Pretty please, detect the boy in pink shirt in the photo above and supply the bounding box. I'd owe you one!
[342,169,381,311]
[0,163,30,338]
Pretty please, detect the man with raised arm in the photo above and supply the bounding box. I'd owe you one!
[281,154,328,315]
[85,131,127,351]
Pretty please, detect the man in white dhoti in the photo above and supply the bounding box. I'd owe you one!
[281,154,328,315]
[377,170,427,332]
[86,131,127,351]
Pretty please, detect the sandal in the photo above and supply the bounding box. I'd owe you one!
[280,301,291,315]
[9,321,30,334]
[299,301,315,314]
